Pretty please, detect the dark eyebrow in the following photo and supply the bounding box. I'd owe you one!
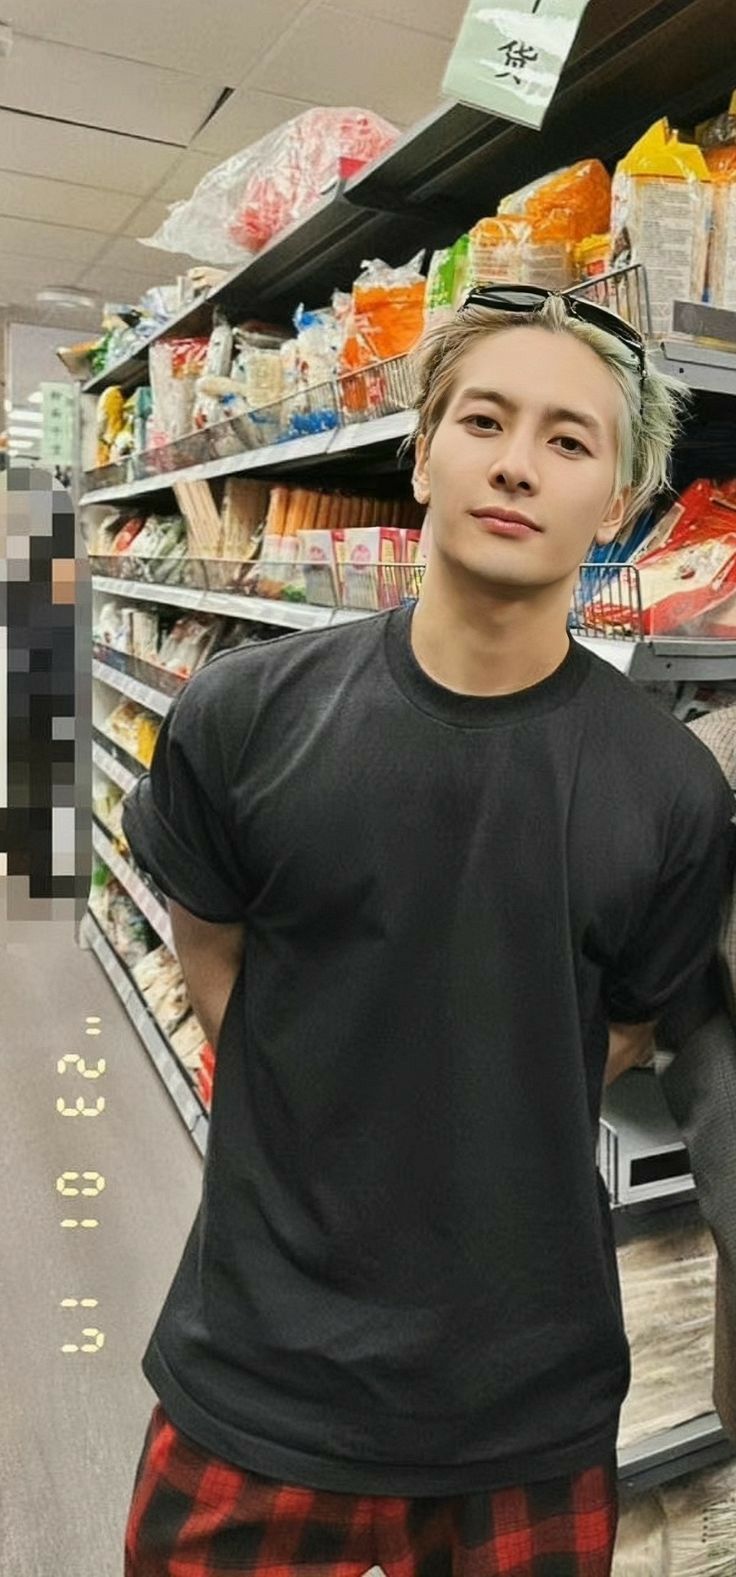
[455,387,604,438]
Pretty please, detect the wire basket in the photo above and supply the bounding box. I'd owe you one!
[569,562,644,640]
[90,553,209,590]
[567,263,652,338]
[338,353,420,425]
[92,642,187,697]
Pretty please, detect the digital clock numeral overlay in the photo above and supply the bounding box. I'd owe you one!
[59,1018,106,1354]
[60,1298,105,1354]
[58,1171,105,1229]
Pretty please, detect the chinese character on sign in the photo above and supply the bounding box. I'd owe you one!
[442,0,591,131]
[496,38,539,87]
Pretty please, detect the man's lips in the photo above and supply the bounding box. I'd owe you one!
[470,508,542,531]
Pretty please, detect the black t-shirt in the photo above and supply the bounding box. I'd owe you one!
[123,606,735,1496]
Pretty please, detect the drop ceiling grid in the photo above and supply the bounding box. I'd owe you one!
[0,0,453,319]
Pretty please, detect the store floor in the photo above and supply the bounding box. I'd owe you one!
[1,903,202,1577]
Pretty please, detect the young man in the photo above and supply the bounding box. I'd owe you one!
[123,288,734,1577]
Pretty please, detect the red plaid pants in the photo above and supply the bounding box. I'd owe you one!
[125,1402,618,1576]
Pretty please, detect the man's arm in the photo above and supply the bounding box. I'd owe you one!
[604,1019,657,1087]
[169,900,246,1052]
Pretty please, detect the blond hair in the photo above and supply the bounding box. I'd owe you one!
[410,296,688,526]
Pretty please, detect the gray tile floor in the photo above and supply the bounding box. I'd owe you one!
[1,908,202,1577]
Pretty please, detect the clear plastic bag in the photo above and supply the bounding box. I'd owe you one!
[141,108,399,266]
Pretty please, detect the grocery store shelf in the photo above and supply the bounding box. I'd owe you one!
[92,575,209,612]
[92,656,172,717]
[654,338,736,397]
[91,822,174,953]
[92,573,341,631]
[80,415,415,507]
[327,410,416,454]
[92,740,140,797]
[82,911,208,1157]
[80,429,334,505]
[618,1412,733,1493]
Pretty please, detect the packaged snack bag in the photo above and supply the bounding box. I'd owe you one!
[499,160,611,245]
[611,120,712,335]
[96,386,125,467]
[699,100,736,311]
[143,108,398,266]
[467,217,527,287]
[573,234,611,283]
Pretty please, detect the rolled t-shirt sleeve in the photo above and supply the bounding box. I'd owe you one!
[604,761,736,1025]
[122,663,248,924]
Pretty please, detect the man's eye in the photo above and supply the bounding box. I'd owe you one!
[463,414,499,431]
[553,435,588,454]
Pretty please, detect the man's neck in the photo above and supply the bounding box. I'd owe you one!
[411,557,574,699]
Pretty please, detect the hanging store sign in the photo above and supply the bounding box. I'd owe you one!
[40,381,76,469]
[442,0,591,131]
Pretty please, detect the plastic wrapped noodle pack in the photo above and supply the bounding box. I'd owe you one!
[659,1460,736,1576]
[617,1220,717,1449]
[142,108,398,266]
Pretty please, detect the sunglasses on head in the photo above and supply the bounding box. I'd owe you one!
[460,284,647,392]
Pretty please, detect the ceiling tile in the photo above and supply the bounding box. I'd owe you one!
[0,110,177,194]
[154,152,222,203]
[0,171,139,232]
[0,217,107,264]
[95,235,195,279]
[0,36,223,145]
[121,198,173,240]
[327,0,467,41]
[192,88,316,157]
[248,5,448,128]
[0,252,75,305]
[72,262,180,305]
[7,0,312,80]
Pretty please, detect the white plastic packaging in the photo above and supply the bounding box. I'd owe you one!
[141,108,398,267]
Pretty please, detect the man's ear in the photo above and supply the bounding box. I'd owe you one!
[594,487,631,547]
[413,434,430,507]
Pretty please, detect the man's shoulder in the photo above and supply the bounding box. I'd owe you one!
[583,645,733,803]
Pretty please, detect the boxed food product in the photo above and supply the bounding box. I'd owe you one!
[611,119,712,335]
[342,526,404,611]
[298,529,341,607]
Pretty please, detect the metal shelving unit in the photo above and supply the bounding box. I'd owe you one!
[92,656,172,718]
[82,911,207,1157]
[76,10,736,1491]
[91,822,174,953]
[92,739,140,797]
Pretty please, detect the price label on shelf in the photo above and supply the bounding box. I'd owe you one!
[442,0,590,130]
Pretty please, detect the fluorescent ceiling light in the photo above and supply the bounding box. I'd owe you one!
[37,285,98,310]
[9,408,42,422]
[9,425,42,438]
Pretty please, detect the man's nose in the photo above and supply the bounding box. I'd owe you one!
[487,436,538,494]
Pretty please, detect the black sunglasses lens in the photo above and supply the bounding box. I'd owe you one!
[567,298,644,353]
[464,287,550,312]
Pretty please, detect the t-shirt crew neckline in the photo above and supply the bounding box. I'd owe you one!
[385,603,592,729]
